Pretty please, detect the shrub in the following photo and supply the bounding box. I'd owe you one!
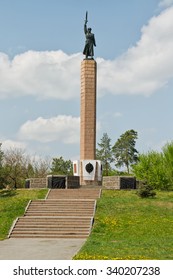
[137,182,156,198]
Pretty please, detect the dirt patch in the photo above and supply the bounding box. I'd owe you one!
[153,201,173,209]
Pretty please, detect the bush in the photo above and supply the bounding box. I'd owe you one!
[162,142,173,187]
[137,182,156,198]
[132,151,171,190]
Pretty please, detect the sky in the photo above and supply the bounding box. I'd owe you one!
[0,0,173,162]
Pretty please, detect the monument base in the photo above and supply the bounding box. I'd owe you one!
[73,160,102,187]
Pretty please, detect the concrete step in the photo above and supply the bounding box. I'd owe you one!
[14,228,89,232]
[15,224,90,228]
[10,234,89,238]
[27,199,96,206]
[28,201,95,208]
[47,189,101,200]
[31,199,96,202]
[25,213,94,217]
[16,216,91,221]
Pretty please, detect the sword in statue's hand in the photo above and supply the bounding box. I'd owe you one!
[85,11,88,24]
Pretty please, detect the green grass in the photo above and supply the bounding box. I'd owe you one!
[1,188,173,259]
[0,189,48,240]
[74,190,173,260]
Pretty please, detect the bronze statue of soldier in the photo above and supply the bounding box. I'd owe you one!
[83,11,96,59]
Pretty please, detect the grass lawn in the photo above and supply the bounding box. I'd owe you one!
[0,189,48,240]
[74,190,173,260]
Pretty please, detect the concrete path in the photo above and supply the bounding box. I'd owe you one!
[0,238,86,260]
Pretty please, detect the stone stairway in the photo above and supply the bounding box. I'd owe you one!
[9,188,101,238]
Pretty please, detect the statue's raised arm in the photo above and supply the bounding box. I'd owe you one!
[84,11,88,34]
[83,11,96,59]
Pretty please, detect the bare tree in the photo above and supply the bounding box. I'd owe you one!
[3,148,29,188]
[2,147,51,188]
[31,156,51,177]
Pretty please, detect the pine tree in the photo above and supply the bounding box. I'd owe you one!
[51,156,73,175]
[112,130,138,173]
[96,133,113,176]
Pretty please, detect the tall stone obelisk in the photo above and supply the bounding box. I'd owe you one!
[80,59,97,161]
[80,58,102,186]
[73,12,102,186]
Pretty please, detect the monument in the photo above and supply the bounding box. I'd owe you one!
[73,12,102,186]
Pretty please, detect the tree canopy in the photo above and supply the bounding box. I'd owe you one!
[0,145,51,189]
[50,156,73,175]
[112,129,138,173]
[96,133,113,176]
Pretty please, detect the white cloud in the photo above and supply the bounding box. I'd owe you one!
[1,139,27,151]
[18,115,80,144]
[159,0,173,7]
[97,6,173,96]
[1,7,173,99]
[0,50,82,100]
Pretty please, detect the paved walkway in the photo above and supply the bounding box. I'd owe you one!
[0,238,86,260]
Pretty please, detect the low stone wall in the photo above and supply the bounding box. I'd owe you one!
[26,176,80,189]
[102,176,136,189]
[27,178,47,189]
[102,176,120,189]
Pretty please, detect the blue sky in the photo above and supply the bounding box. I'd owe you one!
[0,0,173,163]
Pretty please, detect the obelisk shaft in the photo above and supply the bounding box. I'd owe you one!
[80,59,97,160]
